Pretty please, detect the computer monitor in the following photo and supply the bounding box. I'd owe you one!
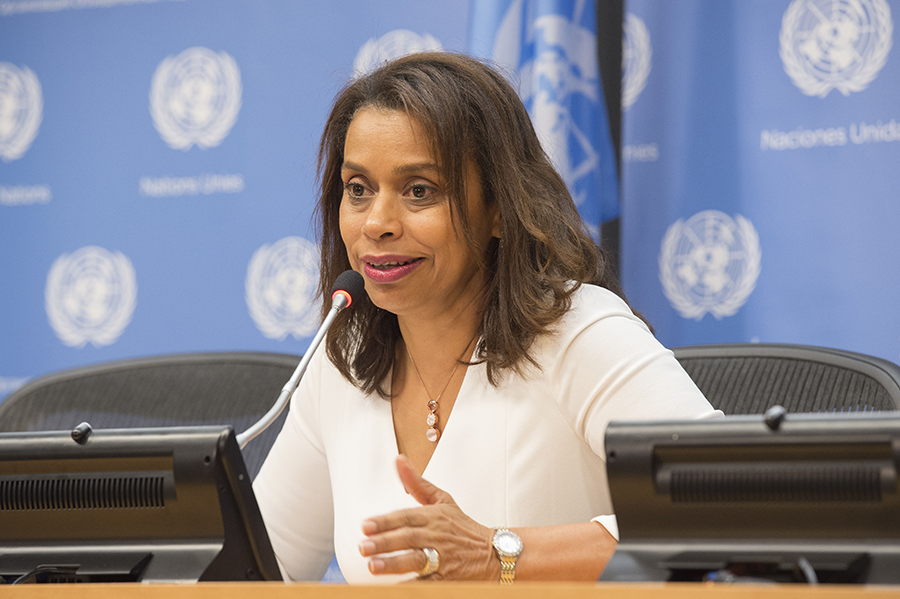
[599,410,900,584]
[0,424,282,583]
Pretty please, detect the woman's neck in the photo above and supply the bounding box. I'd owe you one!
[396,293,482,375]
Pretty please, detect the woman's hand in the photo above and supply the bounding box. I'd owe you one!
[358,455,499,580]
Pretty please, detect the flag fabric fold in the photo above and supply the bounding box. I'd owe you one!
[469,0,620,240]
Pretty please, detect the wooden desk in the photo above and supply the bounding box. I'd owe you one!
[0,582,898,599]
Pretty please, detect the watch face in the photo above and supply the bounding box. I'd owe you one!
[494,530,523,556]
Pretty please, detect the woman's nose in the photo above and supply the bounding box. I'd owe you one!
[361,194,401,240]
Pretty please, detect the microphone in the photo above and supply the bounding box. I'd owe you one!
[236,269,365,449]
[329,268,366,311]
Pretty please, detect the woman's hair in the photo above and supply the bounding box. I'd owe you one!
[316,51,635,397]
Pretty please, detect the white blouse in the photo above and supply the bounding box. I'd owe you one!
[253,284,720,583]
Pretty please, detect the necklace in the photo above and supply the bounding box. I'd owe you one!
[405,336,476,443]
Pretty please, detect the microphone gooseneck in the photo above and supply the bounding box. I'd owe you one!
[236,269,366,449]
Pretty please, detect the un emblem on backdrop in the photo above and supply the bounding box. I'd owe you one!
[353,30,442,77]
[0,63,42,162]
[659,211,761,321]
[150,47,242,150]
[246,237,320,341]
[780,0,893,97]
[622,13,651,110]
[45,246,137,348]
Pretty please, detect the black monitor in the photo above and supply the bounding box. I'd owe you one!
[0,424,282,583]
[599,410,900,585]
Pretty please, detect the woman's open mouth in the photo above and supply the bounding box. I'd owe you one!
[363,258,424,283]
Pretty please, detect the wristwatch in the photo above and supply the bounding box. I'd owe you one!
[491,527,523,584]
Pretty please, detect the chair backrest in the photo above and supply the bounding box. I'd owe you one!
[672,343,900,414]
[0,352,301,480]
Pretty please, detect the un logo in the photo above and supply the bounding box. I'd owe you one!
[150,47,242,150]
[780,0,893,97]
[622,13,651,110]
[659,211,761,321]
[45,247,137,348]
[246,237,320,341]
[0,63,42,162]
[353,30,442,77]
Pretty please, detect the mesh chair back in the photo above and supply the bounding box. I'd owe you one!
[673,343,900,414]
[0,352,301,480]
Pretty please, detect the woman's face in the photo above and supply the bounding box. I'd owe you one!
[339,107,499,321]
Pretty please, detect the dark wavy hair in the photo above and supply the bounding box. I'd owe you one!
[315,52,636,397]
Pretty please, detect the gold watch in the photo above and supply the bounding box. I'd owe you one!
[491,527,523,584]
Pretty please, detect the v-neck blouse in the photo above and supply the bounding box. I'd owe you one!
[253,284,720,584]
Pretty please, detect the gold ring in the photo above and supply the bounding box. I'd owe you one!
[420,547,440,576]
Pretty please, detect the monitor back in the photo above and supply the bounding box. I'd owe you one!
[600,412,900,584]
[0,425,282,583]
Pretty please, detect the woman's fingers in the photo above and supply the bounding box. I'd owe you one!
[395,454,451,506]
[362,505,431,535]
[362,455,456,536]
[360,504,495,580]
[366,547,433,577]
[359,521,435,557]
[359,455,495,580]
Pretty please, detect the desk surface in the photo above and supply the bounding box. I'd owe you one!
[0,582,898,598]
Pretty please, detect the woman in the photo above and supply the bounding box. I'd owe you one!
[253,52,719,583]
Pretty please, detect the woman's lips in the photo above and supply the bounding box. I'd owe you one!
[362,257,424,283]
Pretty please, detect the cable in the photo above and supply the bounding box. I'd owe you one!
[796,557,818,584]
[11,565,80,585]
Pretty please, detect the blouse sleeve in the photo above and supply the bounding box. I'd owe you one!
[252,347,336,581]
[544,285,722,533]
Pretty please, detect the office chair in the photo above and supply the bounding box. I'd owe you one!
[0,352,301,480]
[672,343,900,414]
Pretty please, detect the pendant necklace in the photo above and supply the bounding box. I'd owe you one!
[405,335,475,443]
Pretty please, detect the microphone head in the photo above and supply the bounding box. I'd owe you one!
[330,269,366,309]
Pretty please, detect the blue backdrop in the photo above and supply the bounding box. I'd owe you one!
[0,0,474,397]
[621,0,900,364]
[3,0,900,403]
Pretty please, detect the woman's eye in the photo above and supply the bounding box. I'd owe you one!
[409,184,434,200]
[344,182,367,199]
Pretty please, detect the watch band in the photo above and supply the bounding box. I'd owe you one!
[498,556,516,584]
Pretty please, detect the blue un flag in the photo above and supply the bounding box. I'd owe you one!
[469,0,620,240]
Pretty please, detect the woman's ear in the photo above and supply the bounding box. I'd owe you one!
[490,204,501,239]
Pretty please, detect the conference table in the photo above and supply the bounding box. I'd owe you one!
[0,582,898,598]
